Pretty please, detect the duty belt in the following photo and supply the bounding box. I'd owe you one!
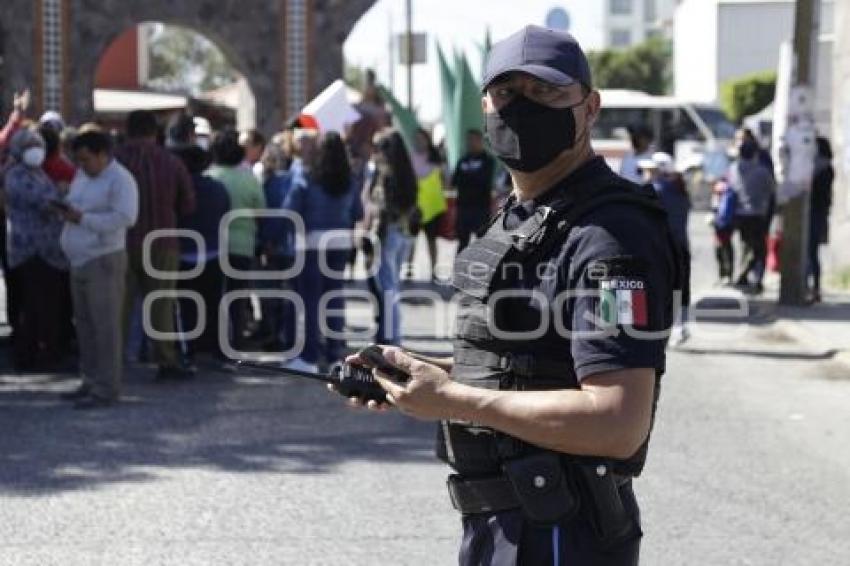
[447,474,520,515]
[446,469,632,516]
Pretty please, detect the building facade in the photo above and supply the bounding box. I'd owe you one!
[603,0,679,48]
[674,0,834,105]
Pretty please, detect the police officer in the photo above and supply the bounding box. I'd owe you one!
[346,25,677,565]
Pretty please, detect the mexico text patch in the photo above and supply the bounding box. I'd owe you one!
[599,278,648,327]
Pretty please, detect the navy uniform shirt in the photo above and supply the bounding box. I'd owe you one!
[502,155,674,385]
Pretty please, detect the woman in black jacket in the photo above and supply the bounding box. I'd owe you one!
[808,136,834,303]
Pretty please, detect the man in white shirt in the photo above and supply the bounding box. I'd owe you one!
[54,128,139,409]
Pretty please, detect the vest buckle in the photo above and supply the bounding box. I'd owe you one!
[496,354,515,389]
[508,354,534,378]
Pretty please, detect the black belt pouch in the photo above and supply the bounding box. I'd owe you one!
[502,452,579,524]
[575,461,640,548]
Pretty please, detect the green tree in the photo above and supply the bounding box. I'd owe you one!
[720,71,776,123]
[145,24,238,94]
[587,37,671,95]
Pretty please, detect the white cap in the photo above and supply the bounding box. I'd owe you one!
[39,110,65,129]
[637,157,658,171]
[650,152,674,174]
[193,116,212,137]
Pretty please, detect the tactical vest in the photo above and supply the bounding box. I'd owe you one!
[438,170,680,478]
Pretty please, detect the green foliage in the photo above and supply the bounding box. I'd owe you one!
[146,24,238,94]
[719,71,777,123]
[344,65,368,91]
[587,37,671,95]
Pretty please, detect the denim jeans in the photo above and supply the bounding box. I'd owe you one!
[373,224,412,345]
[259,254,296,351]
[296,249,349,364]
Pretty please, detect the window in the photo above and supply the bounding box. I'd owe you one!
[610,29,632,48]
[659,108,703,154]
[644,0,657,23]
[592,107,652,141]
[694,106,737,140]
[610,0,633,15]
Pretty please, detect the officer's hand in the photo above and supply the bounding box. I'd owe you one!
[372,347,454,421]
[327,348,393,412]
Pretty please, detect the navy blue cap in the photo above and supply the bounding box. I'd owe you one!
[481,25,592,91]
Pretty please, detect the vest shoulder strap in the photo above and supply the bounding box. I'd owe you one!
[515,176,667,263]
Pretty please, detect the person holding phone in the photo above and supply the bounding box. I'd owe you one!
[57,127,138,409]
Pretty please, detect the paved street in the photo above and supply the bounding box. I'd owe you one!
[2,222,849,565]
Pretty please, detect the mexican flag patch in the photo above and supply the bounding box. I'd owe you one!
[599,278,648,327]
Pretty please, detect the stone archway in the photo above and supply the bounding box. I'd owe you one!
[1,0,377,134]
[69,1,286,134]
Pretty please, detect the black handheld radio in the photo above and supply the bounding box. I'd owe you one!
[238,345,410,404]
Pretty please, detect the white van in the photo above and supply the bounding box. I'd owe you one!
[592,90,736,205]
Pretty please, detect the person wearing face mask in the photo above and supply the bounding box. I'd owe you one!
[2,128,69,371]
[337,26,679,565]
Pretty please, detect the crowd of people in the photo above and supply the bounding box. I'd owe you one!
[1,81,836,407]
[621,123,834,309]
[0,86,501,408]
[709,127,833,302]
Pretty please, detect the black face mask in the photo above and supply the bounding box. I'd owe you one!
[485,94,586,172]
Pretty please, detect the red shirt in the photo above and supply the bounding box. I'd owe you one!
[43,153,76,185]
[115,139,196,253]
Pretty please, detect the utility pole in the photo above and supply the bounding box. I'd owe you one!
[405,0,413,112]
[779,0,820,305]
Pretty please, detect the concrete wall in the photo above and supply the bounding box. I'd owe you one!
[826,0,850,275]
[716,2,795,96]
[674,0,718,102]
[676,0,833,106]
[94,27,141,91]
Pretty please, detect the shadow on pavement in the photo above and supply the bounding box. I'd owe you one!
[0,354,437,495]
[692,294,850,326]
[675,346,841,361]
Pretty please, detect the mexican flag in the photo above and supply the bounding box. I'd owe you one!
[599,280,648,327]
